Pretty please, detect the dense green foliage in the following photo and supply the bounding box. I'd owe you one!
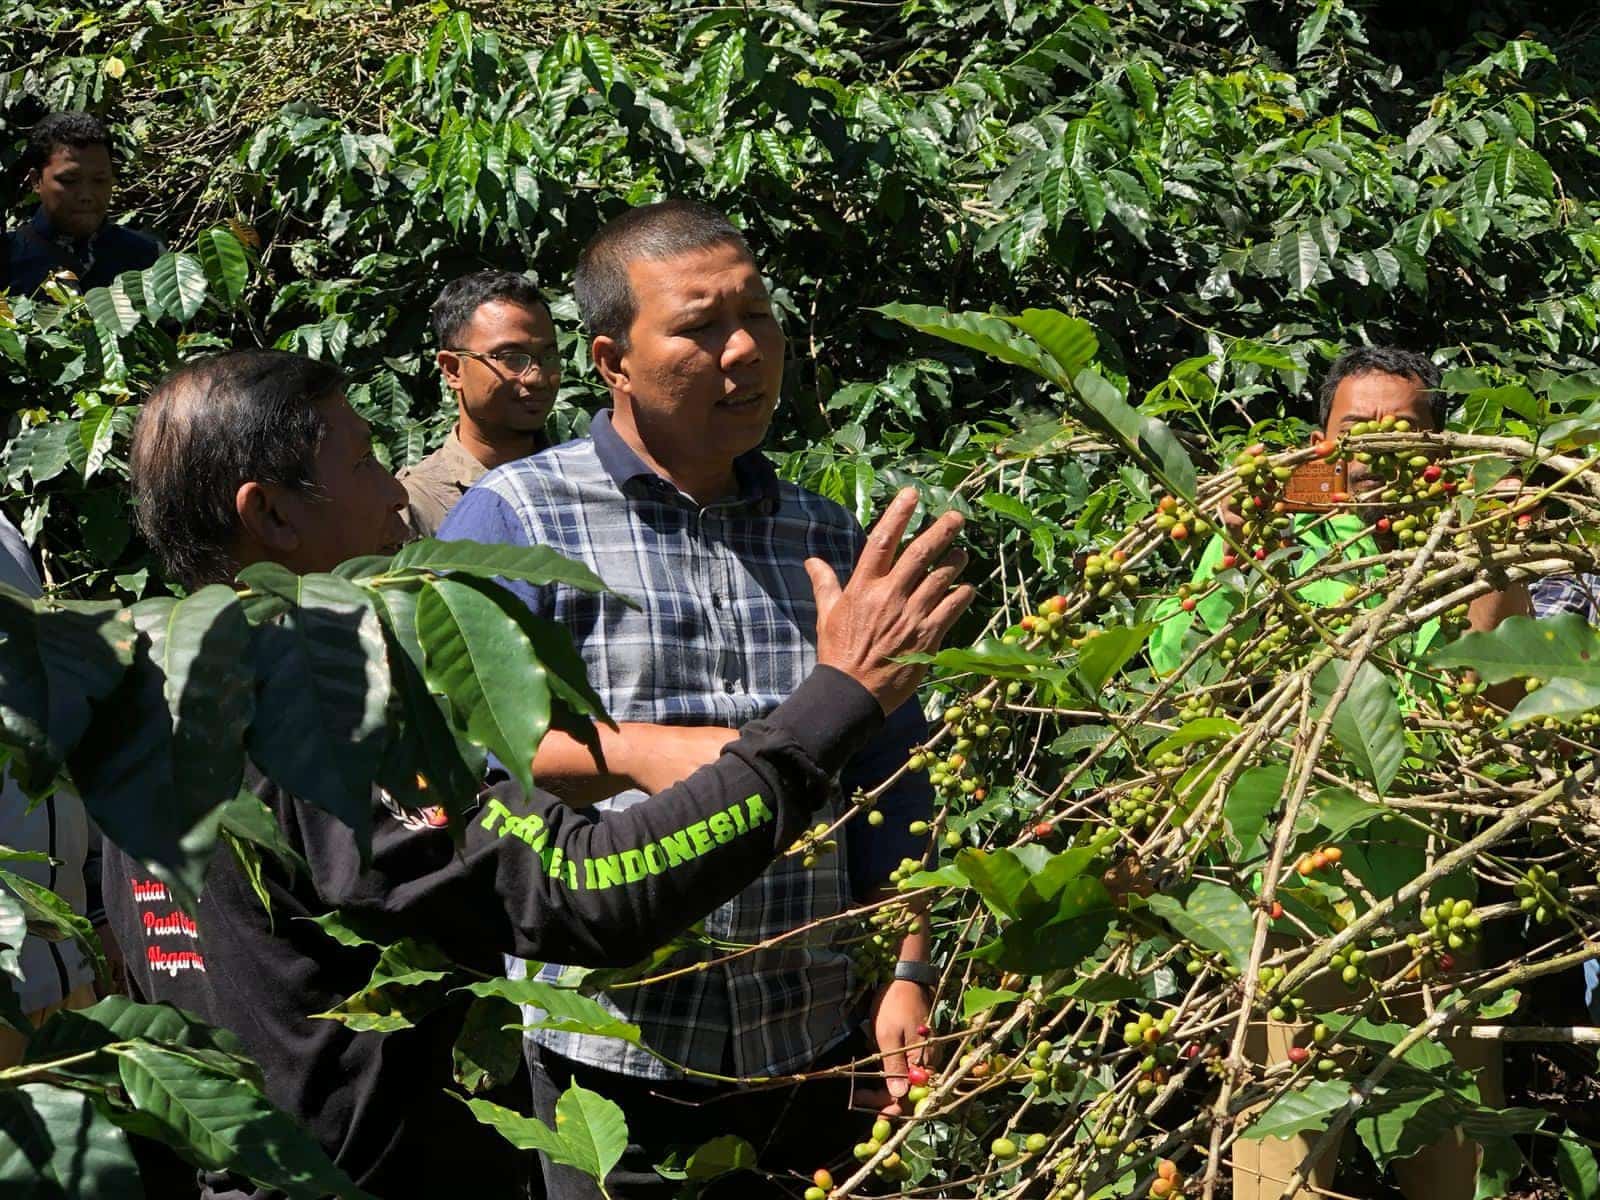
[6,2,1600,1198]
[4,0,1598,596]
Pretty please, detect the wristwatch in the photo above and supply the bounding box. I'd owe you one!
[893,959,938,989]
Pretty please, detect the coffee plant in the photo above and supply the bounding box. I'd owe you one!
[4,1,1600,1197]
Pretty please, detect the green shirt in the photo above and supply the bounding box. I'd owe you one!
[1148,512,1442,677]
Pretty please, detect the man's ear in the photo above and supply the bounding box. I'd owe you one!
[234,480,302,558]
[437,349,466,393]
[591,335,630,396]
[24,168,41,195]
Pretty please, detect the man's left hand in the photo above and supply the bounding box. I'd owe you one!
[857,979,932,1115]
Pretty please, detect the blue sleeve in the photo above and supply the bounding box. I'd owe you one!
[437,484,552,619]
[842,698,932,900]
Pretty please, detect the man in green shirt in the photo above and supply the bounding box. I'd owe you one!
[1151,346,1530,679]
[1156,346,1510,1199]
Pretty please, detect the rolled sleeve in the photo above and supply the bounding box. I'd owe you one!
[436,485,552,618]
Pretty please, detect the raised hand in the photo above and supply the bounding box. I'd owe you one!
[805,488,975,715]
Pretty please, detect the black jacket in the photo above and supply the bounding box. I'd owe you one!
[103,667,882,1199]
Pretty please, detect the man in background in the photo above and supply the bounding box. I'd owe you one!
[398,270,560,537]
[0,511,115,1065]
[441,199,937,1197]
[5,112,159,295]
[1160,346,1507,1199]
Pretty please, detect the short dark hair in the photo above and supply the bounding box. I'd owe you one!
[131,351,342,589]
[573,199,752,348]
[23,112,114,174]
[1317,346,1446,429]
[430,271,549,348]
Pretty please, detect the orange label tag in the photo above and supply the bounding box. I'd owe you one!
[1281,460,1347,512]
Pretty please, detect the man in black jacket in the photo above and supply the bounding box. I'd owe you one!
[102,349,971,1199]
[5,113,160,295]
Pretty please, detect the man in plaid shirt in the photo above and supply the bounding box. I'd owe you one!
[440,199,936,1196]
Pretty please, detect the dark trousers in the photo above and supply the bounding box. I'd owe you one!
[528,1036,874,1199]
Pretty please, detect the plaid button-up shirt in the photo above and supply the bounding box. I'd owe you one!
[438,411,931,1079]
[1531,574,1600,622]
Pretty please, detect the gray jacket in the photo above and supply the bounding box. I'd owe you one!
[0,514,97,1011]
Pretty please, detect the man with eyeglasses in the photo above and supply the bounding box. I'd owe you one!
[398,270,564,537]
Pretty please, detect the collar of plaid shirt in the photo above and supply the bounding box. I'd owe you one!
[589,408,782,513]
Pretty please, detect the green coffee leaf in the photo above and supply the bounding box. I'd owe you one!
[112,1042,365,1198]
[877,304,1060,381]
[416,575,551,797]
[467,977,644,1048]
[0,1083,143,1198]
[1223,764,1286,860]
[1147,881,1255,970]
[389,539,618,598]
[1557,1136,1600,1200]
[452,994,524,1094]
[161,585,254,824]
[1007,309,1098,379]
[144,251,210,322]
[1429,613,1600,685]
[1241,1079,1350,1141]
[196,228,249,306]
[463,1083,627,1184]
[684,1135,757,1180]
[1313,660,1404,796]
[248,574,389,858]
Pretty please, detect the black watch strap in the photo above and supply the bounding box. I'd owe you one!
[893,960,938,988]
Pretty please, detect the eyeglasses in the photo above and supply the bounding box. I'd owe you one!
[450,347,563,378]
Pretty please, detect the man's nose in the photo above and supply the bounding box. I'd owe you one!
[722,324,762,367]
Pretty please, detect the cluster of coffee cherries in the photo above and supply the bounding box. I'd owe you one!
[1330,415,1464,537]
[1126,1011,1177,1049]
[1213,619,1301,672]
[1422,897,1480,951]
[907,697,1009,804]
[1110,782,1164,834]
[1122,1011,1175,1096]
[1173,688,1224,722]
[1133,1040,1178,1098]
[1087,1103,1135,1152]
[1294,844,1342,877]
[1223,443,1297,561]
[1081,550,1144,605]
[1019,592,1075,643]
[1048,1150,1089,1200]
[1155,495,1212,545]
[1021,1037,1077,1095]
[1329,944,1372,988]
[1406,897,1478,974]
[1439,676,1514,753]
[1183,947,1242,981]
[790,821,837,869]
[1285,1022,1340,1077]
[1257,963,1307,1023]
[1150,1158,1189,1199]
[1515,866,1569,925]
[851,1118,911,1182]
[850,905,925,986]
[890,851,927,892]
[990,1131,1050,1161]
[1507,683,1600,737]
